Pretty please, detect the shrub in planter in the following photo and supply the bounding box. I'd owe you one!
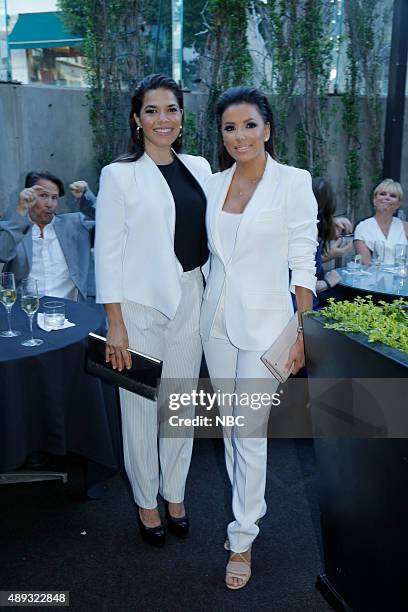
[314,296,408,354]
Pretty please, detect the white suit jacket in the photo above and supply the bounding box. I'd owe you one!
[95,152,211,318]
[200,155,318,351]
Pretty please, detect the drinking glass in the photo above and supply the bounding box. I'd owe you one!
[0,272,21,337]
[20,278,43,347]
[346,260,361,274]
[372,241,385,266]
[394,244,408,278]
[43,301,65,330]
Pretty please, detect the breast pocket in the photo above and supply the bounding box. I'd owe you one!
[254,209,283,223]
[253,209,285,235]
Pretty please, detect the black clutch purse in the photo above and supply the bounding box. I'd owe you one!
[86,333,163,401]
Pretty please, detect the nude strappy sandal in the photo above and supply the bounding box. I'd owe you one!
[225,550,252,590]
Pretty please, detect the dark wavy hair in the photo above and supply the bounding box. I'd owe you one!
[25,171,64,196]
[215,86,277,170]
[116,74,184,163]
[312,177,337,255]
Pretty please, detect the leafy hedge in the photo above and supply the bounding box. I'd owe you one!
[316,296,408,354]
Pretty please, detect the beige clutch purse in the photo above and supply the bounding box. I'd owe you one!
[261,313,299,383]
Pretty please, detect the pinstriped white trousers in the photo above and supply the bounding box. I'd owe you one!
[120,268,203,509]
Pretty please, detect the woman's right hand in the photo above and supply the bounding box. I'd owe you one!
[106,322,131,371]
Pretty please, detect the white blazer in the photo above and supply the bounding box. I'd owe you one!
[200,155,318,351]
[95,152,211,318]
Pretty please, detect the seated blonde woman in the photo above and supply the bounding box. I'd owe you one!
[354,179,407,265]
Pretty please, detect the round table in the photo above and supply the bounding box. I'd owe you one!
[337,265,408,299]
[0,297,122,494]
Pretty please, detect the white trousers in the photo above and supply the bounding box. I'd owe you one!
[120,268,203,509]
[203,333,278,553]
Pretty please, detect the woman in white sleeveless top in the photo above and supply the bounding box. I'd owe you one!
[354,179,407,265]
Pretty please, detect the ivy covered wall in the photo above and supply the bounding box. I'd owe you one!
[56,0,396,221]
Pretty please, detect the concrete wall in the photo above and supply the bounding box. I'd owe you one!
[0,82,97,218]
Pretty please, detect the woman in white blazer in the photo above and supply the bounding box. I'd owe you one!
[201,87,317,589]
[95,75,211,547]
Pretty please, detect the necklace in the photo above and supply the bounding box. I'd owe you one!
[236,174,264,198]
[235,156,267,197]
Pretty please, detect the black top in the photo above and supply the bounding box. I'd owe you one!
[157,157,208,271]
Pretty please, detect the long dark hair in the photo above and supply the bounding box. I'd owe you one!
[215,86,277,170]
[312,177,337,255]
[117,74,184,163]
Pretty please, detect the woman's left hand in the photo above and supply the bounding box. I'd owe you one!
[284,335,305,376]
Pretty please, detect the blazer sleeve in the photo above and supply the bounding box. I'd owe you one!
[94,165,126,303]
[79,189,97,230]
[0,209,33,263]
[286,169,318,295]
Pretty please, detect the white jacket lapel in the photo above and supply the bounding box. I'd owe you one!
[175,152,207,194]
[137,154,176,226]
[210,164,236,264]
[235,155,280,243]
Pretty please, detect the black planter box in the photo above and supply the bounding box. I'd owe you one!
[304,314,408,612]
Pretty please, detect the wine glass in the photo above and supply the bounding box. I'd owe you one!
[0,272,21,337]
[20,278,43,347]
[394,244,408,278]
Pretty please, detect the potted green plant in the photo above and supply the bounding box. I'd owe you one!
[315,295,408,356]
[303,297,408,611]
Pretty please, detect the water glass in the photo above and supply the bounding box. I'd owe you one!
[346,260,362,274]
[43,301,65,329]
[21,278,43,347]
[0,272,21,337]
[372,241,385,266]
[394,244,408,278]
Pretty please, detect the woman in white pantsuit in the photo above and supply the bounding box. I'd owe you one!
[201,87,318,588]
[95,75,211,547]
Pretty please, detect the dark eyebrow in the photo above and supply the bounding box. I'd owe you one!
[143,104,179,110]
[223,117,258,125]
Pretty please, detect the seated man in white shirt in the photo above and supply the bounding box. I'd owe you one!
[0,171,95,301]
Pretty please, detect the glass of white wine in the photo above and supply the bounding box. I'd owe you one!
[0,272,21,337]
[20,278,43,347]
